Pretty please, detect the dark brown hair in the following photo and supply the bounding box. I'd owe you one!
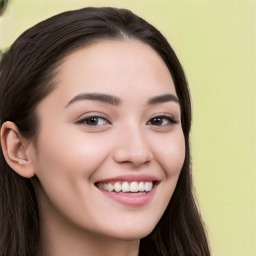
[0,7,210,256]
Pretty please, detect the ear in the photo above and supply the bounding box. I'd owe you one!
[1,121,36,178]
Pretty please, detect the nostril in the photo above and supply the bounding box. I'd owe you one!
[112,147,153,167]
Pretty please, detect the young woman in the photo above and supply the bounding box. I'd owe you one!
[0,7,210,256]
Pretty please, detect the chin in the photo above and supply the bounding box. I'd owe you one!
[104,222,156,241]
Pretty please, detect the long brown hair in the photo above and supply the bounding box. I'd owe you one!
[0,7,210,256]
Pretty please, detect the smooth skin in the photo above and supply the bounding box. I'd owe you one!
[1,40,185,256]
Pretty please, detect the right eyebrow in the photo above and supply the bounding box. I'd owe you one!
[65,92,121,108]
[147,93,179,105]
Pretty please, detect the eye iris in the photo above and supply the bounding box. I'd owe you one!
[152,117,163,125]
[87,117,98,125]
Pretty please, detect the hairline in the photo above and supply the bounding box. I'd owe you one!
[30,35,178,147]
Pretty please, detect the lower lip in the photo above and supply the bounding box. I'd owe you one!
[97,185,157,206]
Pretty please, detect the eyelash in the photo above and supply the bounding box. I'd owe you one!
[76,116,110,126]
[76,115,179,127]
[146,115,179,126]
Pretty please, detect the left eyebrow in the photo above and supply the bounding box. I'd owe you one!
[65,92,121,108]
[147,93,179,105]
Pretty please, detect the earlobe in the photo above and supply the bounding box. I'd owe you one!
[1,121,35,178]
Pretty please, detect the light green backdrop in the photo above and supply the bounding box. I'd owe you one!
[1,0,255,255]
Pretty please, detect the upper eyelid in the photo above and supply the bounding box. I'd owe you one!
[75,112,179,123]
[77,116,110,124]
[76,112,111,122]
[147,115,179,124]
[148,113,179,121]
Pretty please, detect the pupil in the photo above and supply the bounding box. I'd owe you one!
[88,117,98,125]
[152,117,162,125]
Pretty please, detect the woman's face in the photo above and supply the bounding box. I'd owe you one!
[31,40,185,240]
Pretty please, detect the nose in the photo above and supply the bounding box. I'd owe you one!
[112,126,153,167]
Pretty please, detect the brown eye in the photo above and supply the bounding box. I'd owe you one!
[86,117,101,125]
[151,117,165,125]
[77,116,109,126]
[147,116,179,126]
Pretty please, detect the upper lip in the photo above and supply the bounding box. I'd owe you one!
[95,174,160,184]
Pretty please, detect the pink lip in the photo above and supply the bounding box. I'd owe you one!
[95,174,159,206]
[95,174,159,184]
[97,185,157,206]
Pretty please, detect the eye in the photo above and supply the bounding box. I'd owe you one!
[77,116,110,126]
[147,115,179,126]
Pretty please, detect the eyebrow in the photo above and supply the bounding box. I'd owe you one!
[147,93,179,105]
[65,92,179,108]
[65,92,121,107]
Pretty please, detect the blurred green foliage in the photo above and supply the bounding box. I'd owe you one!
[0,0,8,16]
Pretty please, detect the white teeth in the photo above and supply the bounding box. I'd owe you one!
[130,181,139,192]
[98,183,104,189]
[103,183,108,190]
[98,181,153,193]
[144,182,153,192]
[114,182,122,192]
[122,182,129,192]
[107,183,114,192]
[138,181,145,192]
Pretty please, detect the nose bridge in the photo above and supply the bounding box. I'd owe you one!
[113,121,153,166]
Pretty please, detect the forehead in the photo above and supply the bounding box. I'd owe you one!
[43,39,177,108]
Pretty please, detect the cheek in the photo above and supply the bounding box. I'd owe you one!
[154,129,185,178]
[33,128,110,198]
[147,130,185,225]
[36,126,108,171]
[33,129,115,226]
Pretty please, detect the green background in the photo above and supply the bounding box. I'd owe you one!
[1,0,255,255]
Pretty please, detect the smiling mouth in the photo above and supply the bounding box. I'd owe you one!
[95,179,159,206]
[95,181,155,194]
